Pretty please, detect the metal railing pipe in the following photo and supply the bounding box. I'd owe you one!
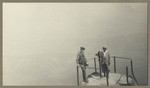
[99,58,102,78]
[111,56,131,60]
[94,58,97,73]
[106,72,109,86]
[114,57,116,73]
[77,66,79,86]
[126,66,129,85]
[130,60,139,85]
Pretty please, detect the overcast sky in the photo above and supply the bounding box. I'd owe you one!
[3,3,147,85]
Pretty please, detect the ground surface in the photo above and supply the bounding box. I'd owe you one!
[80,72,136,86]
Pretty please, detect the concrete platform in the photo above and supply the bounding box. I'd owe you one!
[80,72,137,86]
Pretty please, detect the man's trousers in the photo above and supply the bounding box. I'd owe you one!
[81,65,87,82]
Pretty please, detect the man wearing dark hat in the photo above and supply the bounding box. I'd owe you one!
[76,47,88,83]
[101,45,110,77]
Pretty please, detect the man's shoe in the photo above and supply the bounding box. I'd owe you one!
[85,64,89,66]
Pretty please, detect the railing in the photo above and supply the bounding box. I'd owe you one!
[76,57,98,86]
[111,56,139,85]
[76,56,139,86]
[126,66,129,85]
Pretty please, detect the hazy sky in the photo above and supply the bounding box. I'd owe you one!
[3,3,147,85]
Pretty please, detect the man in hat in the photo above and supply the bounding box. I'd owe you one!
[76,47,88,83]
[101,45,110,77]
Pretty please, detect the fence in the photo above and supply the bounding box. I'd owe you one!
[76,56,139,86]
[111,56,139,85]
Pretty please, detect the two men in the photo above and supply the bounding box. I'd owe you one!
[76,46,110,83]
[76,47,88,83]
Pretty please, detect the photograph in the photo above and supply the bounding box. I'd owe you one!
[3,3,147,86]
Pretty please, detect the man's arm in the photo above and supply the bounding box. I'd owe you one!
[76,54,80,67]
[108,52,110,65]
[76,53,80,64]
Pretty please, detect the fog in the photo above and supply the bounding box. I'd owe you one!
[3,3,147,85]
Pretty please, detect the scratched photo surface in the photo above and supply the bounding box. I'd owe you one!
[3,3,147,86]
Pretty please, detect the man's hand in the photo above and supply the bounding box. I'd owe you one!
[77,64,80,67]
[80,65,84,68]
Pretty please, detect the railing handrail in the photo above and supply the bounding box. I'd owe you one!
[76,55,139,86]
[111,56,139,85]
[111,56,131,60]
[86,56,131,62]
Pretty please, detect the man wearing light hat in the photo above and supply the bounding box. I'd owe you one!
[76,47,88,83]
[102,45,110,77]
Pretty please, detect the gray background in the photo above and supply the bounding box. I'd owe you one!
[3,3,147,86]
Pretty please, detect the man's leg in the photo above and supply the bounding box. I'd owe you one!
[103,63,107,77]
[83,68,86,82]
[105,64,109,86]
[83,66,88,83]
[103,71,106,77]
[106,64,110,78]
[84,66,88,83]
[102,64,105,76]
[106,70,109,86]
[81,67,86,82]
[106,69,110,78]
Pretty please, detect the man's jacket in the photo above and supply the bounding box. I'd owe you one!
[103,51,110,64]
[102,50,110,70]
[76,51,86,65]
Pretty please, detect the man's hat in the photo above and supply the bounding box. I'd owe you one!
[102,45,107,49]
[80,47,85,50]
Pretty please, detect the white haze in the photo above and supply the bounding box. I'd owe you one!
[3,3,147,85]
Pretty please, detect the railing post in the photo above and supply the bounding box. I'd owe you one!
[106,72,109,86]
[130,60,139,85]
[77,66,79,86]
[114,57,116,73]
[126,66,129,85]
[99,58,102,78]
[94,58,97,73]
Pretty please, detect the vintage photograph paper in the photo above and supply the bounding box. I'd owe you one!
[3,3,147,86]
